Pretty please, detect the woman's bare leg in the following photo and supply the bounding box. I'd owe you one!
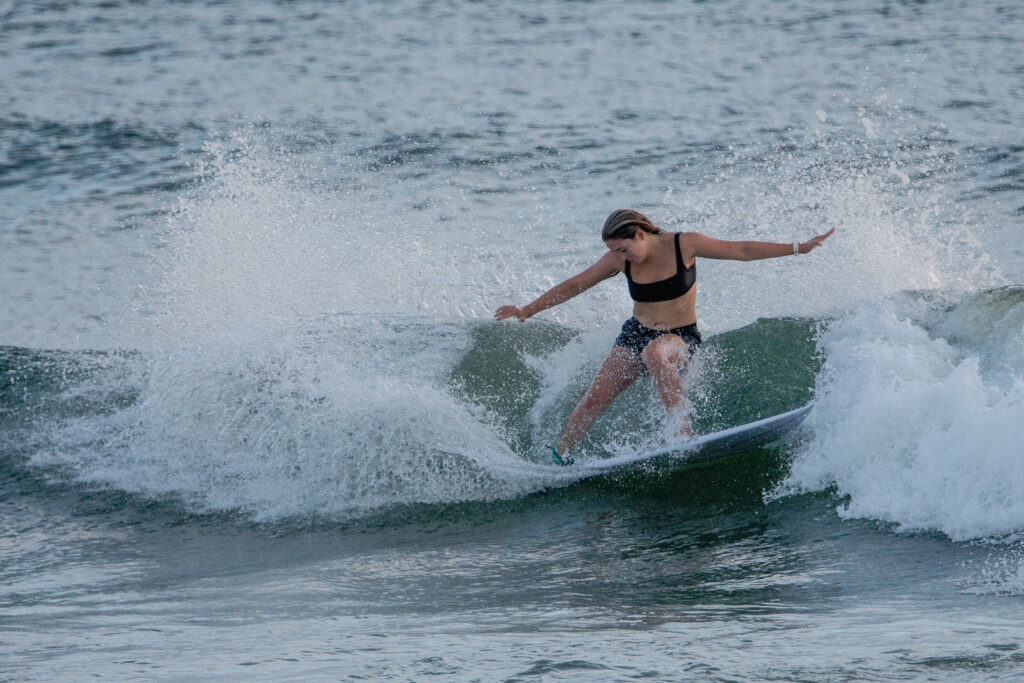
[641,335,695,439]
[557,346,644,456]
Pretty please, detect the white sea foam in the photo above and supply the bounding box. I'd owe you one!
[36,318,563,520]
[778,290,1024,542]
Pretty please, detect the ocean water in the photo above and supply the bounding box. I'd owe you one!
[2,1,1023,680]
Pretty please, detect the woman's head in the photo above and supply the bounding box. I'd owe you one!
[601,209,663,241]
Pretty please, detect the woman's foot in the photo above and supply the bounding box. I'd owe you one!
[667,413,694,443]
[549,446,574,466]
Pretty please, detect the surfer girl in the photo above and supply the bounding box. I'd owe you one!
[494,209,834,464]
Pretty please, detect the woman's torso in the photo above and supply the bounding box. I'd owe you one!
[622,232,697,330]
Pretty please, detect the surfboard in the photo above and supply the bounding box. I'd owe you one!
[573,403,812,476]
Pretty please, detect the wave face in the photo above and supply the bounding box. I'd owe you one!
[1,314,820,522]
[780,287,1024,542]
[6,288,1023,541]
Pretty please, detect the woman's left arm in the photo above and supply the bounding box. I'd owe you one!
[687,227,835,261]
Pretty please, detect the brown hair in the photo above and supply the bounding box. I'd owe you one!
[601,209,663,241]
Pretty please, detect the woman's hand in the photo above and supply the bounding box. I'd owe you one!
[494,305,530,322]
[798,227,836,254]
[493,256,619,323]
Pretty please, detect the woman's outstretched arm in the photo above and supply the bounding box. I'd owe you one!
[688,227,835,261]
[494,252,620,322]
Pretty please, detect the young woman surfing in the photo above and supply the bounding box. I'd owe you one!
[494,209,835,465]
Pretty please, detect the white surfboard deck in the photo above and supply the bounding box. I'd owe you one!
[572,403,812,476]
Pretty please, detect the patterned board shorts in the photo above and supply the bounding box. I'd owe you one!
[612,316,702,361]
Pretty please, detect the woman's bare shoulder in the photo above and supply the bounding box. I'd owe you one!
[595,247,626,272]
[676,231,706,259]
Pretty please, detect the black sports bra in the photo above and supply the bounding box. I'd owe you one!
[624,233,696,303]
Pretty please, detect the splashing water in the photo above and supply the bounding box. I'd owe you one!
[779,289,1024,542]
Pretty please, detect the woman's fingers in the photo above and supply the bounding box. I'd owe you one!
[804,227,836,252]
[494,305,523,321]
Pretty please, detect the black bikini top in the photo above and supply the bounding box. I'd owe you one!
[624,233,696,303]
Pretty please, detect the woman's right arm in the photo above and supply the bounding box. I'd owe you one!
[494,252,620,322]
